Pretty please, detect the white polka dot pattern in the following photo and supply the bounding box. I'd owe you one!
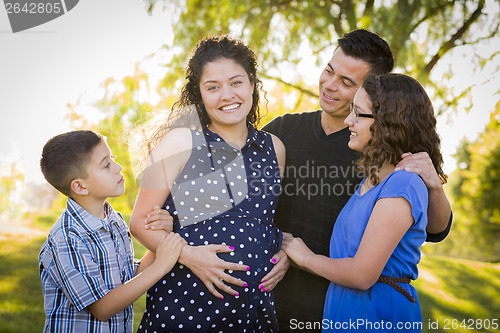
[137,125,282,332]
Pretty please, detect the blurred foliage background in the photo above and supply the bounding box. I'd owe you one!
[63,0,500,261]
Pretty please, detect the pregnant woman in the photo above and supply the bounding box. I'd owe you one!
[130,35,285,332]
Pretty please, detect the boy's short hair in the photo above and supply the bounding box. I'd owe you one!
[40,130,104,197]
[338,29,394,75]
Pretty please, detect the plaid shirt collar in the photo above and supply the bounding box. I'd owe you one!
[66,198,122,234]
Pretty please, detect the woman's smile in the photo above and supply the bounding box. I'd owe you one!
[219,103,242,111]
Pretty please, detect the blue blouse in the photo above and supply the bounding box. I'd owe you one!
[323,170,428,332]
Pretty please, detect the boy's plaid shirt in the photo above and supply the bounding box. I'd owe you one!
[39,198,139,332]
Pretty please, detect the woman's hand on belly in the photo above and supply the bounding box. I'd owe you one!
[258,249,290,292]
[178,244,250,299]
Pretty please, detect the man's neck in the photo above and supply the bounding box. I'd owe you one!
[320,111,348,135]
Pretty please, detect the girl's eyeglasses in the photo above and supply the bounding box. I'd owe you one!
[350,103,374,122]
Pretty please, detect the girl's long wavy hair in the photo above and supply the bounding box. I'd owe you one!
[145,35,263,155]
[356,73,447,186]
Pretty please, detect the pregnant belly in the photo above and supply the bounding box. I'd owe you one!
[177,216,281,286]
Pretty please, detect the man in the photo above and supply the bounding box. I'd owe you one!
[261,29,452,332]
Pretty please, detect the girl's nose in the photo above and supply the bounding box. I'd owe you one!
[344,111,354,126]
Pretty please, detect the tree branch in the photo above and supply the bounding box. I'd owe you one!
[424,0,486,74]
[261,73,319,98]
[437,85,473,117]
[463,23,500,46]
[363,0,375,17]
[329,0,345,37]
[344,0,358,31]
[408,1,455,34]
[273,0,295,9]
[293,92,305,112]
[312,43,334,57]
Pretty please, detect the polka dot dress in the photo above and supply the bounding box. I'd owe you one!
[137,123,282,333]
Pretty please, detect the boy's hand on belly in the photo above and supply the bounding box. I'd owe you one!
[178,244,249,299]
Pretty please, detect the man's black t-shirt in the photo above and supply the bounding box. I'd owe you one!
[263,110,362,331]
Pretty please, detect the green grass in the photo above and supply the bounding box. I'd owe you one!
[0,235,498,332]
[414,255,500,332]
[0,236,46,332]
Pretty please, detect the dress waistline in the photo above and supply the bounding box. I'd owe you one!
[377,275,416,303]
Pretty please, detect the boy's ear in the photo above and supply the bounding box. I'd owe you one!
[71,179,89,196]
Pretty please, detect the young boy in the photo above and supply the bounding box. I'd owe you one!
[39,130,185,332]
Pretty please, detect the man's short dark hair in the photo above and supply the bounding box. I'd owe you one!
[338,29,394,75]
[40,130,104,197]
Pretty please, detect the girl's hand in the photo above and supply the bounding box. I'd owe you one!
[281,233,314,268]
[145,206,173,232]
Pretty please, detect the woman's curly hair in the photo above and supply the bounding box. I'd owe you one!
[145,35,263,155]
[356,73,447,186]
